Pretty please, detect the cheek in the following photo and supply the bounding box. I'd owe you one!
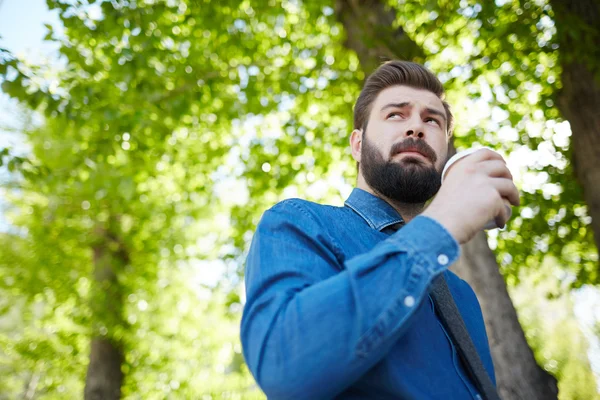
[380,140,397,158]
[370,142,390,158]
[430,137,448,167]
[372,119,397,136]
[437,141,448,159]
[364,129,391,154]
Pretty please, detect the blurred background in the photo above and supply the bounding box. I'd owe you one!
[0,0,599,399]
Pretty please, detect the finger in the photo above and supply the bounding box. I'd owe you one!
[477,160,513,180]
[491,178,521,207]
[494,206,510,229]
[493,195,512,228]
[470,148,506,163]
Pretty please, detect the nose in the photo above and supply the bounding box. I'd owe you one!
[405,129,424,138]
[404,116,425,138]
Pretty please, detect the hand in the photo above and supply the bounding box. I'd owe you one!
[422,149,520,244]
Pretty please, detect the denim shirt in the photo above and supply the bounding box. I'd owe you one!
[241,188,495,399]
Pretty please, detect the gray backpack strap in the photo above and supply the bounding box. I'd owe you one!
[430,275,501,400]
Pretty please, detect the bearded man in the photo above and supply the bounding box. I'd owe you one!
[240,60,519,399]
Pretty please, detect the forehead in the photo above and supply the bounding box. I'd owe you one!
[372,85,445,113]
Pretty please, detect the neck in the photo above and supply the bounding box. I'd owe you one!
[356,175,426,223]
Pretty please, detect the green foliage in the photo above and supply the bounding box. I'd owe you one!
[510,258,599,399]
[0,0,598,397]
[392,0,597,283]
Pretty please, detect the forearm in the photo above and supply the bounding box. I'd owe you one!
[242,262,430,399]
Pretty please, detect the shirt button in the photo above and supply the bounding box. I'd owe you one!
[404,296,415,307]
[437,254,449,265]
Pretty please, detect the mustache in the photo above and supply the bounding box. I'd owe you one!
[389,139,438,163]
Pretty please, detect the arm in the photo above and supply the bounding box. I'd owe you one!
[240,200,460,399]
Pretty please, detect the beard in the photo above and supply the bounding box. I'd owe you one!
[360,135,442,204]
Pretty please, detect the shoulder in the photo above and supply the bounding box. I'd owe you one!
[263,198,346,227]
[268,198,319,217]
[257,198,346,254]
[251,198,345,265]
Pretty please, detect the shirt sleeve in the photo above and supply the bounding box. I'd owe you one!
[240,200,460,399]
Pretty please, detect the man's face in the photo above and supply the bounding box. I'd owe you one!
[354,85,450,204]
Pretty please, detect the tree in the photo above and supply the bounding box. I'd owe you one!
[2,0,265,396]
[511,258,599,400]
[551,0,600,255]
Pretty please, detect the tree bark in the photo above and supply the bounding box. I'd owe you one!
[84,237,127,400]
[334,0,425,74]
[335,0,559,398]
[551,0,600,255]
[85,338,124,400]
[451,232,559,399]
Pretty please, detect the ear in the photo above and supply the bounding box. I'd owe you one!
[350,129,363,163]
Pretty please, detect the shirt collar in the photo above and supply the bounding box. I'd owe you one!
[344,188,404,232]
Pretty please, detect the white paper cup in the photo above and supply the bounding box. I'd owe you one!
[441,147,512,230]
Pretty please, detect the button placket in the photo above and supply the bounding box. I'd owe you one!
[437,254,449,266]
[404,296,415,307]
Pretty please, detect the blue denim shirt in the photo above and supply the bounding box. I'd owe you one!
[241,188,495,399]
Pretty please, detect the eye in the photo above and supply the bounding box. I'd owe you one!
[387,112,404,119]
[425,117,441,126]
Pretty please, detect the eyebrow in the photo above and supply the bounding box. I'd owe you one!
[381,102,447,124]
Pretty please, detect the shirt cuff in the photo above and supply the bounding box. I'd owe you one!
[387,215,461,273]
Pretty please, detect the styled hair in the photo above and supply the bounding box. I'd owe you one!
[353,60,453,135]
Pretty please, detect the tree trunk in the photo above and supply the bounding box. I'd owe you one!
[334,0,425,74]
[85,338,124,400]
[84,238,127,400]
[551,0,600,255]
[335,0,559,398]
[451,232,559,399]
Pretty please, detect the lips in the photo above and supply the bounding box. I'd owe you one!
[397,149,427,159]
[389,139,437,163]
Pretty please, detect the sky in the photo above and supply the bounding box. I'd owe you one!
[0,0,61,149]
[0,0,599,390]
[0,0,60,56]
[0,0,62,232]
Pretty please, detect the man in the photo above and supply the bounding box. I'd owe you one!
[241,60,519,399]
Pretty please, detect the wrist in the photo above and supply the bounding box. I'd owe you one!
[421,207,464,244]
